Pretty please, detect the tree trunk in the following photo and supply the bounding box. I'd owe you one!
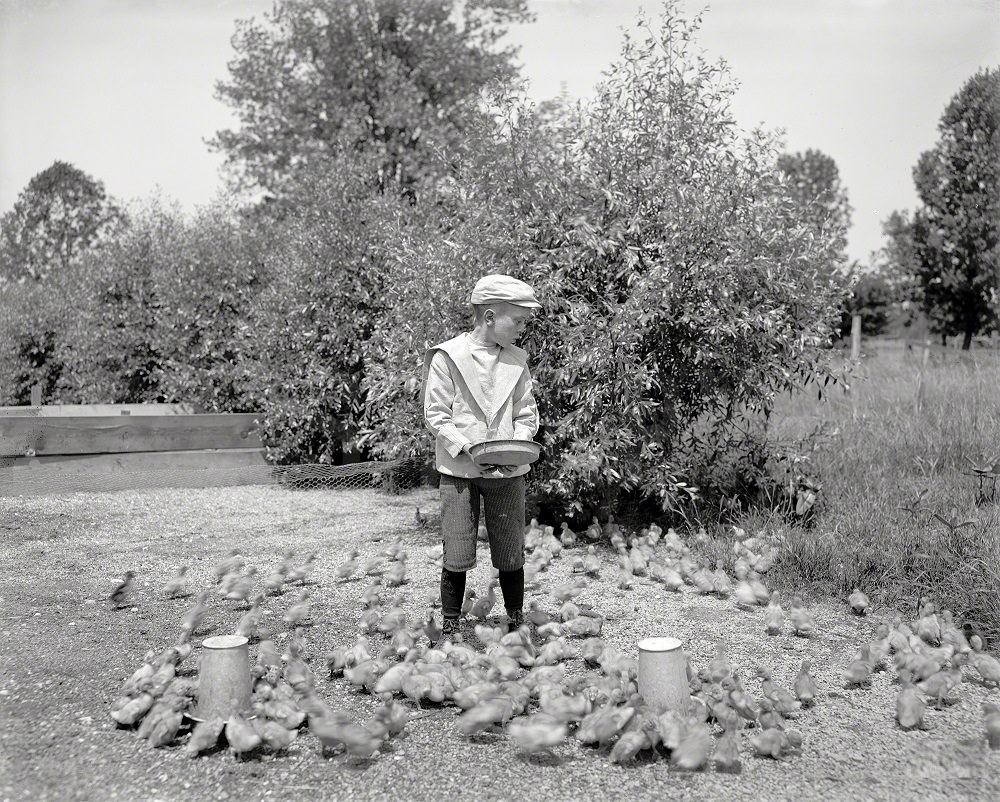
[962,328,973,350]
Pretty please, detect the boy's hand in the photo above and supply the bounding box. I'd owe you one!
[480,464,518,478]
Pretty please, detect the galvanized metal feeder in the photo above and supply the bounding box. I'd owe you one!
[195,634,252,721]
[637,636,691,712]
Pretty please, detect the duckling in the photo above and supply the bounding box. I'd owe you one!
[506,713,568,755]
[788,595,816,637]
[109,571,136,608]
[984,702,1000,749]
[671,720,712,770]
[848,587,870,615]
[163,565,189,599]
[334,549,360,581]
[283,589,313,627]
[793,659,818,707]
[213,549,244,583]
[469,580,497,620]
[764,591,784,636]
[235,594,266,639]
[896,680,926,729]
[712,726,742,773]
[559,522,577,547]
[286,552,317,585]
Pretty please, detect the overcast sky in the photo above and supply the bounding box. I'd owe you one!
[1,0,997,263]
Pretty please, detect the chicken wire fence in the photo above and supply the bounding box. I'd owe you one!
[0,455,436,498]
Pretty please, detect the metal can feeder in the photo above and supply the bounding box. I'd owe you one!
[637,636,691,712]
[195,634,252,721]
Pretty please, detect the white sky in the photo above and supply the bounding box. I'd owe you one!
[1,0,998,262]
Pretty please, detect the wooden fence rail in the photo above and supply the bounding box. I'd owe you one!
[0,413,261,458]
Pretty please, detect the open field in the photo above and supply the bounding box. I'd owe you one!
[764,339,1000,644]
[2,483,999,802]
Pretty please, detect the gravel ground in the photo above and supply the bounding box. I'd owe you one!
[1,484,998,802]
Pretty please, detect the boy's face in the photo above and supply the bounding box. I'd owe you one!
[485,302,534,348]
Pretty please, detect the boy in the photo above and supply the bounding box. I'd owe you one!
[423,274,541,638]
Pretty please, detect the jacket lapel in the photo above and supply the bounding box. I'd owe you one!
[425,335,527,425]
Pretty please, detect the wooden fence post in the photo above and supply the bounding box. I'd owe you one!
[30,384,42,408]
[915,340,931,414]
[850,314,862,361]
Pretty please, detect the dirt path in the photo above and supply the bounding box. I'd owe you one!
[1,485,997,802]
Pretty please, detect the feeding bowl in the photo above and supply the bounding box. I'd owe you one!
[468,439,541,467]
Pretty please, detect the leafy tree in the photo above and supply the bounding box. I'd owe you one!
[0,161,123,282]
[49,197,269,408]
[243,157,399,464]
[776,148,852,269]
[912,67,1000,349]
[211,0,532,206]
[361,3,848,520]
[840,272,892,339]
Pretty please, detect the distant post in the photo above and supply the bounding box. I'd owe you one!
[850,314,862,361]
[30,384,42,408]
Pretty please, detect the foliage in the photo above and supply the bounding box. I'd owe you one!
[0,160,123,283]
[912,67,1000,349]
[362,3,849,520]
[839,271,893,338]
[0,278,67,405]
[245,158,399,464]
[1,198,268,408]
[211,0,532,206]
[776,148,852,268]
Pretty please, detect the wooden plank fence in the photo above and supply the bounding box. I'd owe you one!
[0,398,267,495]
[0,413,262,457]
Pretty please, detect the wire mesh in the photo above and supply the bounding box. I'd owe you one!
[0,455,436,498]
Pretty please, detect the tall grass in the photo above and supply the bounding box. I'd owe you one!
[755,340,1000,644]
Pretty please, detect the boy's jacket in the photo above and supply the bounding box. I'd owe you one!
[422,334,539,478]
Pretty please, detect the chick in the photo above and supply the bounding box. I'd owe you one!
[252,716,297,752]
[110,691,154,727]
[185,717,225,757]
[226,709,262,756]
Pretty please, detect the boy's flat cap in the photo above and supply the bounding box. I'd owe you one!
[469,274,541,308]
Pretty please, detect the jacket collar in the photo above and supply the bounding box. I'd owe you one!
[425,334,527,424]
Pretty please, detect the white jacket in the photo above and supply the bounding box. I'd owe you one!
[422,334,539,478]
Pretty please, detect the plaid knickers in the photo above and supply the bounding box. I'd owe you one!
[438,474,526,572]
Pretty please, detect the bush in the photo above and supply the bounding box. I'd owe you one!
[361,3,848,520]
[245,158,400,464]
